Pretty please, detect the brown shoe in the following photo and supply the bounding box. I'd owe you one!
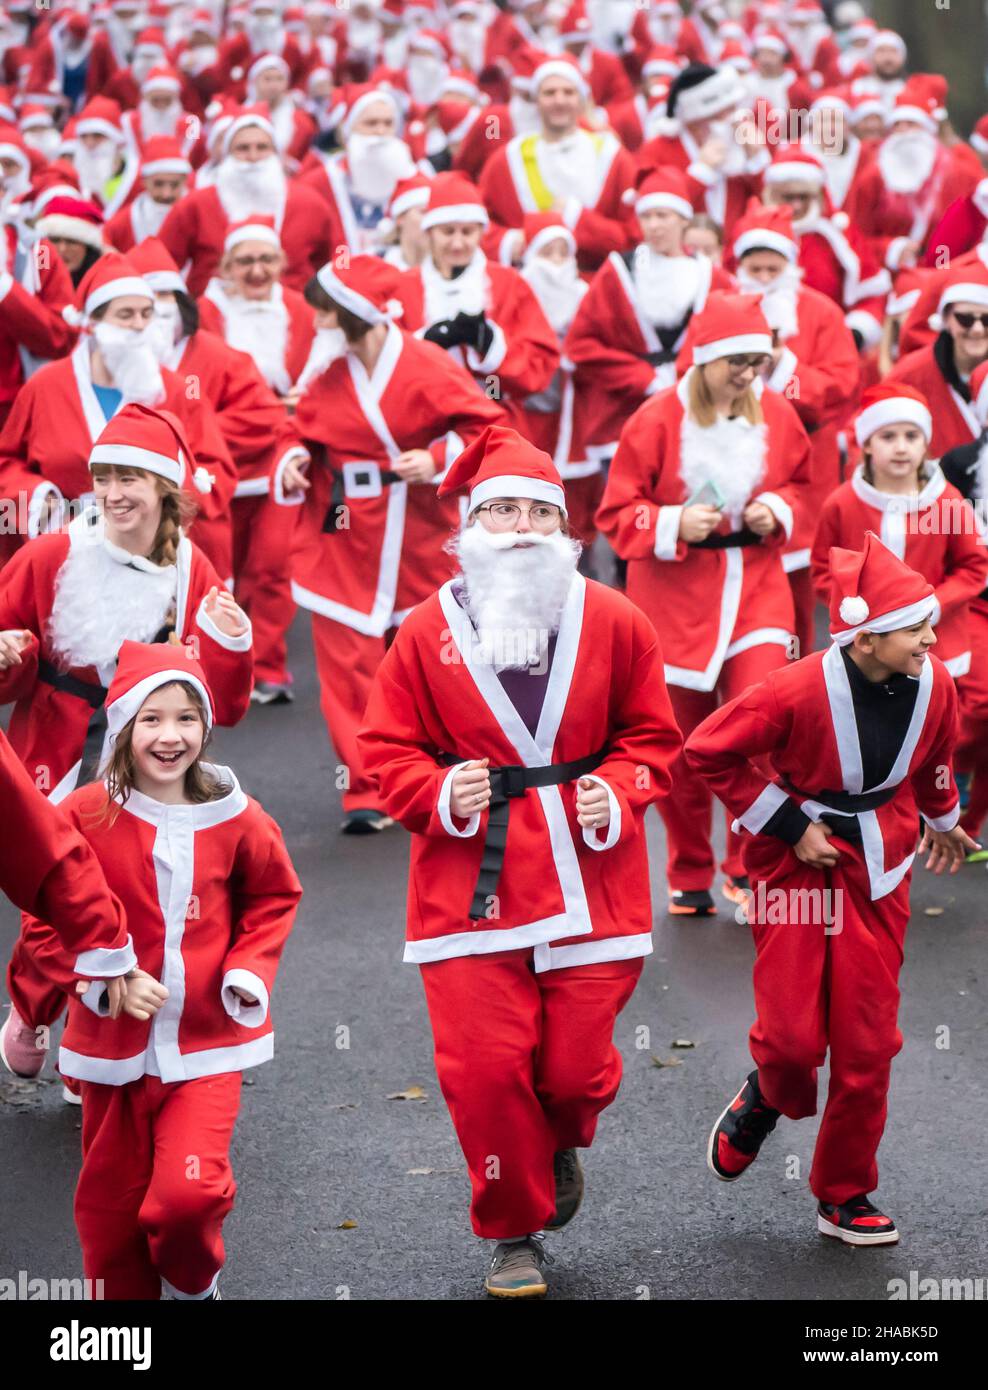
[545,1148,584,1230]
[484,1235,550,1298]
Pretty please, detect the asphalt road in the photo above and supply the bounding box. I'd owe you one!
[1,610,987,1302]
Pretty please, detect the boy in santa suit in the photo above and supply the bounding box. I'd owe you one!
[888,262,988,459]
[687,534,976,1244]
[565,166,733,463]
[103,138,192,252]
[130,237,297,700]
[392,173,559,434]
[723,198,860,656]
[478,54,636,272]
[273,255,506,834]
[357,425,681,1297]
[596,293,812,914]
[0,253,238,578]
[159,109,332,297]
[16,640,301,1299]
[119,65,203,154]
[635,61,768,246]
[812,384,988,679]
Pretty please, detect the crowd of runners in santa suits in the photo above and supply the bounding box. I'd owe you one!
[0,0,986,1301]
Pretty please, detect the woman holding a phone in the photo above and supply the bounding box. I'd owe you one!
[596,293,812,915]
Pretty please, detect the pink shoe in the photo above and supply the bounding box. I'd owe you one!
[0,1005,48,1078]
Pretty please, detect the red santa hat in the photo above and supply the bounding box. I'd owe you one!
[71,252,153,322]
[420,171,488,230]
[105,639,215,746]
[853,383,933,449]
[970,360,988,427]
[720,40,753,74]
[340,83,400,139]
[76,97,125,144]
[891,79,940,134]
[34,194,105,251]
[388,171,432,220]
[438,424,567,515]
[558,0,591,45]
[847,87,884,127]
[140,136,191,178]
[89,401,214,496]
[935,261,988,321]
[223,213,281,253]
[247,51,290,84]
[0,124,30,177]
[732,199,798,263]
[971,113,988,158]
[408,28,451,60]
[141,65,182,96]
[521,211,576,265]
[531,53,590,100]
[19,103,56,133]
[762,142,826,188]
[870,28,906,57]
[315,254,404,325]
[828,532,936,646]
[642,46,683,81]
[0,88,17,125]
[129,237,188,294]
[633,166,693,221]
[689,292,773,365]
[752,26,788,56]
[809,86,851,116]
[885,264,933,319]
[190,7,219,35]
[442,70,483,104]
[222,105,279,155]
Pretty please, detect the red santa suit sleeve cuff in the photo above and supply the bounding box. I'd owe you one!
[74,937,138,978]
[654,505,685,561]
[579,774,621,851]
[845,309,883,350]
[767,347,799,394]
[466,321,508,375]
[922,802,961,833]
[79,980,112,1016]
[221,969,270,1028]
[272,447,310,506]
[0,270,13,302]
[28,482,65,539]
[753,491,794,541]
[195,597,253,652]
[436,761,483,838]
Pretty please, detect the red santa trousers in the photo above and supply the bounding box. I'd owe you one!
[7,931,65,1033]
[231,494,297,686]
[787,568,817,662]
[565,474,605,550]
[742,835,909,1205]
[75,1072,242,1300]
[310,612,394,813]
[420,949,642,1239]
[660,643,789,892]
[956,600,988,836]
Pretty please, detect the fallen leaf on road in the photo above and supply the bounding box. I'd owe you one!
[407,1167,434,1175]
[336,1219,358,1230]
[924,907,944,916]
[386,1085,427,1101]
[650,1054,683,1069]
[671,1038,696,1049]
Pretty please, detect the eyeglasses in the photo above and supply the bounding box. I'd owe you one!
[474,501,562,529]
[951,311,988,330]
[726,354,772,371]
[231,253,281,270]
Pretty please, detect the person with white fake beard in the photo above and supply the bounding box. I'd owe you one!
[565,166,733,461]
[392,173,559,431]
[725,200,860,658]
[597,292,812,916]
[160,109,331,297]
[104,138,191,252]
[245,52,316,167]
[636,61,769,245]
[204,0,307,102]
[298,86,416,257]
[120,65,195,157]
[103,27,170,110]
[357,424,681,1299]
[83,0,149,98]
[852,79,979,275]
[782,0,841,90]
[0,253,238,580]
[71,97,136,216]
[18,106,61,162]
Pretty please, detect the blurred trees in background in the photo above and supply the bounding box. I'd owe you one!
[872,0,986,134]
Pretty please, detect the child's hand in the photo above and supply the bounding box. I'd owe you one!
[121,969,169,1021]
[575,777,610,830]
[794,821,840,868]
[75,975,129,1020]
[231,986,258,1006]
[204,586,249,639]
[919,823,981,874]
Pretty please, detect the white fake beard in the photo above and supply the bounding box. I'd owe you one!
[347,17,381,56]
[183,43,217,74]
[131,190,171,240]
[48,533,177,672]
[222,295,291,393]
[450,19,485,73]
[786,25,823,68]
[346,135,414,205]
[246,16,283,50]
[92,323,165,405]
[454,523,581,669]
[139,98,180,138]
[521,257,587,335]
[146,301,182,363]
[587,0,636,48]
[0,166,30,210]
[649,16,680,45]
[408,54,446,105]
[737,263,802,341]
[23,128,61,159]
[216,153,286,221]
[297,325,346,392]
[75,143,118,195]
[680,411,768,529]
[878,129,938,195]
[707,117,747,177]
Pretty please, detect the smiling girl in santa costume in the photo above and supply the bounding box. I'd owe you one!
[596,292,812,915]
[16,640,301,1299]
[686,534,977,1245]
[811,383,988,679]
[0,403,253,1088]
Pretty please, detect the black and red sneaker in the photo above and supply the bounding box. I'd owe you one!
[818,1194,899,1246]
[668,889,716,917]
[707,1070,780,1182]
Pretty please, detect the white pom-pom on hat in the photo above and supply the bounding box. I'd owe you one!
[193,466,214,494]
[839,595,869,625]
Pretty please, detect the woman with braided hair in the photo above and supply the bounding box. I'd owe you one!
[0,402,254,1095]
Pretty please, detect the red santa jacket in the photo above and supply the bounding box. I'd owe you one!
[635,131,768,242]
[0,513,253,800]
[479,128,636,271]
[453,102,513,181]
[196,32,309,103]
[685,643,961,901]
[197,281,316,394]
[565,247,733,453]
[849,146,979,271]
[810,466,988,676]
[271,322,506,635]
[596,371,812,690]
[887,340,982,459]
[296,149,391,257]
[159,182,332,297]
[393,252,559,428]
[0,726,134,977]
[0,228,76,412]
[787,217,890,349]
[20,769,301,1085]
[900,244,988,358]
[357,575,681,966]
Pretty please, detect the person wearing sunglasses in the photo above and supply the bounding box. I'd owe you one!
[888,264,988,458]
[598,292,812,918]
